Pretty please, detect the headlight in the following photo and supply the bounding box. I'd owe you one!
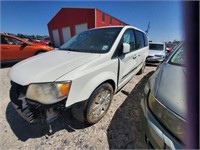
[148,91,185,142]
[26,81,71,104]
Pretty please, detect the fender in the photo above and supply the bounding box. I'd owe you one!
[64,71,117,107]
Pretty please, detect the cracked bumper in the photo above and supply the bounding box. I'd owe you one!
[10,81,66,123]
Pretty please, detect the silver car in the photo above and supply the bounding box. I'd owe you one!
[140,43,185,149]
[146,42,166,64]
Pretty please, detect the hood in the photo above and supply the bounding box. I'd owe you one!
[155,63,186,119]
[8,50,100,85]
[148,50,165,57]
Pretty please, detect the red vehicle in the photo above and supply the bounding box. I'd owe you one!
[165,43,177,52]
[0,33,53,63]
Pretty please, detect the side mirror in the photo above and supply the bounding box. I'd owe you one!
[122,43,130,54]
[21,42,27,47]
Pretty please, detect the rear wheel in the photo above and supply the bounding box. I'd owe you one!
[84,83,113,124]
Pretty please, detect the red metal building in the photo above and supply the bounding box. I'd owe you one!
[48,8,127,47]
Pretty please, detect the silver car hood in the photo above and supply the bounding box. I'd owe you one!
[155,63,186,119]
[8,50,100,85]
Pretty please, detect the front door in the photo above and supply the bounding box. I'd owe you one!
[118,29,139,89]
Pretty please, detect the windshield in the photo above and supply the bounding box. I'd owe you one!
[169,44,184,66]
[149,43,164,51]
[60,27,122,53]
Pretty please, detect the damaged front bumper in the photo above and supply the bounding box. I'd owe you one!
[146,56,165,63]
[9,81,67,123]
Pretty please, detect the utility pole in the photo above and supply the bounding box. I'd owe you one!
[145,22,151,35]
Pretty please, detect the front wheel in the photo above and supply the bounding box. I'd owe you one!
[84,83,113,125]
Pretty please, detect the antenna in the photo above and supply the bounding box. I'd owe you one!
[145,22,151,35]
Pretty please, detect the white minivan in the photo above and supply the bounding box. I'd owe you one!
[8,26,149,124]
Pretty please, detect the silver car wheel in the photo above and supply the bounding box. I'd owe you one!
[91,90,111,118]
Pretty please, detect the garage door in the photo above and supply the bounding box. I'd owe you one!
[62,27,71,43]
[52,29,60,48]
[75,23,88,35]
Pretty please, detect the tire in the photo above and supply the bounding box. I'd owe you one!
[137,61,146,75]
[84,83,114,125]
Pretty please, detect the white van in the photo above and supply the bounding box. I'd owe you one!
[8,26,149,124]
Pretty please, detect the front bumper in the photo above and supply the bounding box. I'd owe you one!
[140,97,183,149]
[9,81,67,123]
[146,56,165,63]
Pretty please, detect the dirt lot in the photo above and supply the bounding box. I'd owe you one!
[0,64,156,149]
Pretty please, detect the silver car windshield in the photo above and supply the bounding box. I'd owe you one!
[60,27,122,53]
[149,44,164,51]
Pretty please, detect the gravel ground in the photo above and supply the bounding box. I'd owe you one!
[0,64,156,149]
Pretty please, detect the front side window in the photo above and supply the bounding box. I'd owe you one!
[149,44,164,51]
[1,36,8,44]
[60,27,122,53]
[2,36,23,45]
[122,30,136,51]
[135,30,145,49]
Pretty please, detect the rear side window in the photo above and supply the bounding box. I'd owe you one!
[135,30,145,49]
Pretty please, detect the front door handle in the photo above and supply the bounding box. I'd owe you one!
[132,55,137,59]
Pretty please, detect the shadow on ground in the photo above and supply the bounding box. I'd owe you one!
[1,62,18,68]
[107,71,155,149]
[6,102,87,141]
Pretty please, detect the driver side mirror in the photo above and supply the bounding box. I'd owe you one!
[122,43,130,54]
[21,42,27,47]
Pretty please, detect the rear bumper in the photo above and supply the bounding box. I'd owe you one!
[10,81,67,123]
